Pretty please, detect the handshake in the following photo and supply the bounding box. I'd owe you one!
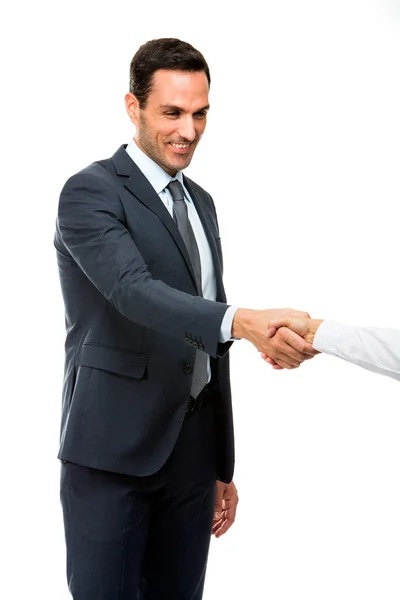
[232,308,323,370]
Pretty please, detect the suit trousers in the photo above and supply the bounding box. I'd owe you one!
[60,397,217,600]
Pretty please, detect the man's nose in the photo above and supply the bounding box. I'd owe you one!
[177,116,196,142]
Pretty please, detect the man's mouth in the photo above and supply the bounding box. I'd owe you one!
[170,142,191,149]
[168,141,194,155]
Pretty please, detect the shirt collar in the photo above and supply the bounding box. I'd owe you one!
[125,139,184,195]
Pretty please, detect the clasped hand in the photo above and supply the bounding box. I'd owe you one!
[233,309,320,370]
[262,315,322,370]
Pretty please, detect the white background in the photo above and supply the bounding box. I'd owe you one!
[2,0,400,598]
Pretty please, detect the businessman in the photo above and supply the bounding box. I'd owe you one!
[262,317,400,381]
[54,37,317,599]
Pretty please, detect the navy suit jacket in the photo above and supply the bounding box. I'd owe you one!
[54,144,235,483]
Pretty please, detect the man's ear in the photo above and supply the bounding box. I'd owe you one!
[125,92,140,126]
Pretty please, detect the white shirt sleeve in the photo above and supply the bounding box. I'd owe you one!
[219,306,239,343]
[312,320,400,382]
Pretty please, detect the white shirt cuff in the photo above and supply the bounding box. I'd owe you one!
[219,306,239,343]
[312,320,348,353]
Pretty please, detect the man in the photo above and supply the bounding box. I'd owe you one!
[262,317,400,381]
[54,38,317,599]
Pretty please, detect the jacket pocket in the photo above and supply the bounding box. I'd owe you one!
[77,343,147,379]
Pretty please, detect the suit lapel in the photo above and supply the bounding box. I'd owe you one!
[111,146,225,302]
[111,146,198,292]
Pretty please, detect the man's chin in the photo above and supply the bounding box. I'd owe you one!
[166,146,195,169]
[165,157,193,173]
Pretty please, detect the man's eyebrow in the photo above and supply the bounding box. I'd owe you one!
[159,104,210,113]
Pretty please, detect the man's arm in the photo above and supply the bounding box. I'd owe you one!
[56,171,228,358]
[56,171,315,366]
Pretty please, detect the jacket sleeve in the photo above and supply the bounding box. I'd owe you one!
[55,171,230,358]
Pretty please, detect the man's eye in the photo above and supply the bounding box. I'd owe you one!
[165,112,179,117]
[194,113,207,119]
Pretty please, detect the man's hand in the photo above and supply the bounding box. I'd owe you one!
[233,308,318,369]
[212,480,238,538]
[261,317,323,369]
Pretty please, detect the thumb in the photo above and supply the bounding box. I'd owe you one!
[269,318,289,329]
[214,483,224,519]
[265,326,277,337]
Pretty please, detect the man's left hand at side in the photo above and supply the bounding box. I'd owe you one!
[212,480,239,538]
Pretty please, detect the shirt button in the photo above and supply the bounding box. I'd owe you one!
[183,365,193,374]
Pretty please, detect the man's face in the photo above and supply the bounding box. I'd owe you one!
[126,69,210,175]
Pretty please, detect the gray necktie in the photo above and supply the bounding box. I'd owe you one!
[167,179,208,398]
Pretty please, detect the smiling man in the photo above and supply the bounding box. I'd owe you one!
[129,68,209,173]
[54,37,315,600]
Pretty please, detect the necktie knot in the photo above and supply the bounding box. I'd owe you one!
[167,180,185,203]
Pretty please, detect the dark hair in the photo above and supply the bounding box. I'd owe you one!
[129,38,211,108]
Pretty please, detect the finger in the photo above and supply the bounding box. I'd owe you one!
[281,328,315,355]
[266,356,277,366]
[265,326,277,337]
[223,495,238,515]
[270,319,308,342]
[271,351,299,369]
[262,355,284,370]
[212,517,224,533]
[289,310,310,319]
[212,520,223,536]
[265,355,289,369]
[214,515,235,538]
[274,342,305,366]
[269,318,290,330]
[214,486,238,536]
[274,359,298,369]
[214,483,224,520]
[212,511,226,531]
[216,517,235,537]
[275,330,317,361]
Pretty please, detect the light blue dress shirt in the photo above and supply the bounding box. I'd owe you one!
[125,141,237,379]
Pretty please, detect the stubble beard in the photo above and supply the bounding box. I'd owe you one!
[137,115,195,175]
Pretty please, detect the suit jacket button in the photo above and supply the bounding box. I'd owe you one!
[183,365,193,374]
